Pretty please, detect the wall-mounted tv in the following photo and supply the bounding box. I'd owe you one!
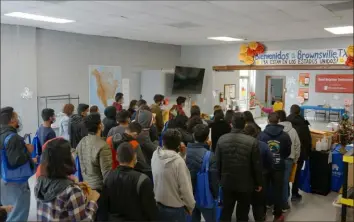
[172,66,205,94]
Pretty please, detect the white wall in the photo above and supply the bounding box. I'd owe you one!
[181,37,353,114]
[1,24,181,134]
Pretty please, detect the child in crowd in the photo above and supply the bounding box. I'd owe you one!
[35,138,100,221]
[113,92,124,112]
[89,105,99,113]
[59,104,74,141]
[131,99,147,120]
[210,109,231,152]
[76,113,112,191]
[258,112,292,222]
[169,96,187,120]
[169,115,193,146]
[37,108,56,148]
[151,129,195,222]
[128,99,138,119]
[107,110,131,137]
[99,142,157,221]
[102,106,117,138]
[244,111,262,135]
[151,94,165,134]
[186,124,218,222]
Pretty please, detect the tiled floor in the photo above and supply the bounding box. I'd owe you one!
[28,117,340,221]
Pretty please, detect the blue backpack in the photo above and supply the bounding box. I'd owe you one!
[74,155,83,182]
[1,133,35,183]
[195,151,214,209]
[31,132,42,165]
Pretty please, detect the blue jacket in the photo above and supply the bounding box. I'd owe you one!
[186,142,219,199]
[258,124,292,170]
[258,140,273,174]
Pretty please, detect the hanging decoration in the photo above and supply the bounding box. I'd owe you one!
[238,42,265,65]
[345,45,354,67]
[20,87,33,100]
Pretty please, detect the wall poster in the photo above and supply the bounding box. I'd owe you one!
[315,74,353,93]
[299,73,310,87]
[298,88,309,100]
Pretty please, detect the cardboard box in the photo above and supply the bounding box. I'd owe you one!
[310,129,334,150]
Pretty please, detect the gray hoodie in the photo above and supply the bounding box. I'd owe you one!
[279,121,301,162]
[151,147,195,212]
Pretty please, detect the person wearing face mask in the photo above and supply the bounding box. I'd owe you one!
[37,108,57,149]
[150,94,165,134]
[76,113,112,191]
[69,103,89,149]
[169,96,186,120]
[0,106,35,221]
[99,142,157,221]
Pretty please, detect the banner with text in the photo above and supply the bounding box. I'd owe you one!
[254,48,348,65]
[315,74,353,93]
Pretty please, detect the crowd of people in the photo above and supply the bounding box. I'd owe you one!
[0,92,312,222]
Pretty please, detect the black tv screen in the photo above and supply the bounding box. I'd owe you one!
[172,66,205,94]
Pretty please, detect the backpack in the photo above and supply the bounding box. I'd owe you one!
[31,131,42,165]
[74,155,83,182]
[195,151,214,209]
[1,133,35,183]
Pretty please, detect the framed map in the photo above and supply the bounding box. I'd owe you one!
[89,65,122,111]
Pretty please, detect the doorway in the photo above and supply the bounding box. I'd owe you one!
[265,76,286,107]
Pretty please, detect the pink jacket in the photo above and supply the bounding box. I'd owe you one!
[261,107,273,114]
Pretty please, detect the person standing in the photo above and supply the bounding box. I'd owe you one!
[169,96,186,120]
[186,124,218,222]
[89,105,99,113]
[216,112,262,222]
[59,104,74,141]
[150,94,165,134]
[287,104,312,201]
[258,112,292,222]
[151,129,195,222]
[276,110,301,211]
[131,99,147,121]
[108,110,131,137]
[102,106,117,138]
[210,109,231,152]
[128,99,138,119]
[76,113,112,191]
[37,108,57,148]
[0,107,34,221]
[113,93,124,112]
[99,142,157,221]
[35,138,100,221]
[69,103,89,149]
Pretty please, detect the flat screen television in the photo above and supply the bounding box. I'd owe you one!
[172,66,205,94]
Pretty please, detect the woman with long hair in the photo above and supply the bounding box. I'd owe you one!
[210,109,231,151]
[35,138,100,221]
[128,100,138,119]
[224,110,234,125]
[243,111,261,136]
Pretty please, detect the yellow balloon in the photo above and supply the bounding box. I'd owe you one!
[240,44,248,53]
[347,45,354,57]
[244,56,254,65]
[248,42,258,50]
[239,53,247,61]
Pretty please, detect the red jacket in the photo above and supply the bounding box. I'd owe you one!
[169,104,185,120]
[112,102,122,112]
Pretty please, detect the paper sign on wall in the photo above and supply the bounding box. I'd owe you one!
[299,73,310,87]
[315,74,353,93]
[298,88,309,100]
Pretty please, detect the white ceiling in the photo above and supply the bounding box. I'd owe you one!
[1,1,353,45]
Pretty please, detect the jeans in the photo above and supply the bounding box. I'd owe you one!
[283,159,293,206]
[192,206,215,222]
[1,180,30,222]
[265,170,284,217]
[220,190,251,222]
[292,160,304,196]
[157,203,186,222]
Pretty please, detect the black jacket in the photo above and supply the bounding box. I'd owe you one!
[186,143,219,198]
[100,166,157,221]
[215,129,262,193]
[210,120,231,152]
[102,118,118,138]
[0,125,33,168]
[287,114,312,161]
[68,114,88,149]
[258,124,292,170]
[177,128,194,145]
[137,131,158,166]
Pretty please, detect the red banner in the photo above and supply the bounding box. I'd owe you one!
[315,74,353,93]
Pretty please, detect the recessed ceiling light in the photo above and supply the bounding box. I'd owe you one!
[324,26,353,35]
[207,37,244,42]
[4,12,75,24]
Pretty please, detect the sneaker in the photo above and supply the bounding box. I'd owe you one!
[291,193,302,201]
[273,215,285,222]
[282,204,290,213]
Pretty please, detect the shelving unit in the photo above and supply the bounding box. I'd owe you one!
[341,149,354,222]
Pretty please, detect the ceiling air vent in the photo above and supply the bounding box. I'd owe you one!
[322,1,353,12]
[166,22,201,29]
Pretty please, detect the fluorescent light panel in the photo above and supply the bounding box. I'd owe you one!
[208,36,244,42]
[324,26,353,35]
[4,12,75,24]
